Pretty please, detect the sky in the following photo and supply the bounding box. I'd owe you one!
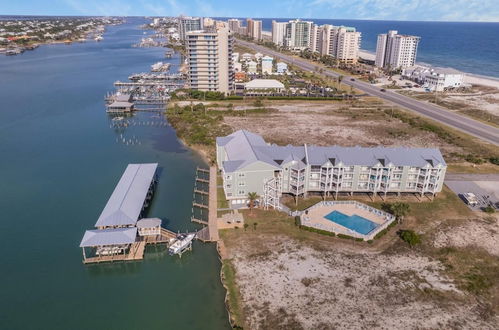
[1,0,499,22]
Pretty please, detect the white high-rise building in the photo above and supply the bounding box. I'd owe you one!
[186,25,234,94]
[375,30,420,69]
[314,25,361,63]
[332,26,361,64]
[271,20,287,46]
[246,18,262,40]
[227,19,241,33]
[178,16,203,41]
[286,19,314,50]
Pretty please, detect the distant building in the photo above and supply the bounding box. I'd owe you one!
[241,53,253,61]
[276,62,288,74]
[178,16,203,41]
[375,30,420,69]
[246,18,262,40]
[186,25,234,94]
[234,62,242,72]
[235,71,247,81]
[286,19,314,50]
[203,17,215,27]
[232,52,240,63]
[403,66,465,91]
[261,56,273,74]
[216,130,447,209]
[244,79,285,95]
[271,20,287,46]
[315,25,361,64]
[246,60,257,73]
[227,19,241,33]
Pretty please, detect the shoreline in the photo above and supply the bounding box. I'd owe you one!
[358,49,499,89]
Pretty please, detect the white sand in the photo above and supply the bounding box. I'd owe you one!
[231,237,496,329]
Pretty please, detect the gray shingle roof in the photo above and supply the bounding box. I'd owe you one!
[217,130,445,173]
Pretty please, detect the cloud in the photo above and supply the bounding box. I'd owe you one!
[307,0,499,21]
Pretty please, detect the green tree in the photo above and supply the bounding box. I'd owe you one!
[398,230,421,247]
[389,202,411,224]
[244,223,249,231]
[253,222,258,230]
[247,192,259,215]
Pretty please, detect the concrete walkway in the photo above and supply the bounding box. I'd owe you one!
[208,166,219,241]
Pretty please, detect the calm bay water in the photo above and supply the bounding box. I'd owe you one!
[0,18,229,330]
[223,17,499,78]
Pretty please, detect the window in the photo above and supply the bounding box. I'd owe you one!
[238,173,245,178]
[238,190,246,195]
[226,184,232,189]
[343,182,352,188]
[238,182,245,187]
[226,175,232,180]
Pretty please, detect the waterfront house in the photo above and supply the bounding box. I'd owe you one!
[216,130,446,209]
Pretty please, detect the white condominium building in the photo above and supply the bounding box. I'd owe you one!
[271,20,287,46]
[315,25,361,63]
[375,30,420,69]
[186,25,234,94]
[246,18,262,40]
[178,16,203,40]
[228,19,241,33]
[286,19,314,50]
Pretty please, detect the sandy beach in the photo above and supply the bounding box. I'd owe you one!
[358,49,499,89]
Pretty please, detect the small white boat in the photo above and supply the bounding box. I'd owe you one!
[95,35,103,42]
[168,233,195,256]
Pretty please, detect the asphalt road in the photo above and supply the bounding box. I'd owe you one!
[236,39,499,146]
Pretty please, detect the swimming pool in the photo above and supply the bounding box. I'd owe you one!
[324,210,379,235]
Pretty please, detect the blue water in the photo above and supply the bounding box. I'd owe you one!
[324,211,379,235]
[0,18,229,330]
[220,17,499,78]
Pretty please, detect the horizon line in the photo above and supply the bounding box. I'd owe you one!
[0,14,498,24]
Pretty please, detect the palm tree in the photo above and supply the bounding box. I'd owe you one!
[247,192,259,215]
[338,75,344,90]
[390,202,410,224]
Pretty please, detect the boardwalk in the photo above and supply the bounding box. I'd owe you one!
[208,166,219,241]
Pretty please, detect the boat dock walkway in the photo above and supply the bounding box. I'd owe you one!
[190,167,219,241]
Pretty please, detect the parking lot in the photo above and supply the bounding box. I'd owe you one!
[445,174,499,211]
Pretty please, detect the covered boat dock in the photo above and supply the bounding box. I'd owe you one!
[79,227,145,264]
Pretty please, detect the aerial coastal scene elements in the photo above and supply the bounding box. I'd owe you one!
[1,1,499,329]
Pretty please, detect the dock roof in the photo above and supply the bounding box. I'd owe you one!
[95,163,158,228]
[79,227,137,247]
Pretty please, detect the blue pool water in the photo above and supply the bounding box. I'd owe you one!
[324,211,379,235]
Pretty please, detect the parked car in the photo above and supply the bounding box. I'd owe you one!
[380,88,386,92]
[350,78,355,81]
[461,192,478,207]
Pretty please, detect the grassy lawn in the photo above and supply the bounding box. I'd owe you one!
[221,259,246,329]
[282,186,472,226]
[216,174,223,186]
[217,186,229,209]
[447,162,499,174]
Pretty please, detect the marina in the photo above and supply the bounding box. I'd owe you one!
[80,163,202,263]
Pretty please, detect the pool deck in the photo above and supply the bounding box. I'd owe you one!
[303,204,387,237]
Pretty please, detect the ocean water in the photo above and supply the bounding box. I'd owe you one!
[0,18,229,330]
[231,17,499,78]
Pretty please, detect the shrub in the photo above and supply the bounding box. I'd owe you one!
[483,205,495,214]
[294,216,301,226]
[300,225,335,237]
[489,157,499,165]
[398,229,421,247]
[337,233,355,240]
[367,240,373,244]
[465,154,485,164]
